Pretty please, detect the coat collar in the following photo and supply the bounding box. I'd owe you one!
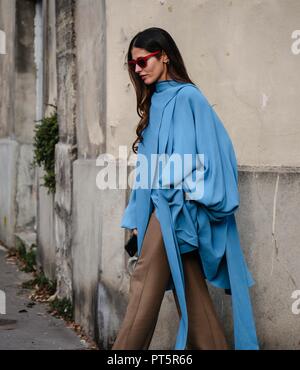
[154,79,182,93]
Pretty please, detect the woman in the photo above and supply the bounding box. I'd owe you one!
[112,27,259,350]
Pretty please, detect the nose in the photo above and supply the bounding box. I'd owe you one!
[135,64,143,73]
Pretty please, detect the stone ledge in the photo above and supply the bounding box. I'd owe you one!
[14,231,37,253]
[238,164,300,173]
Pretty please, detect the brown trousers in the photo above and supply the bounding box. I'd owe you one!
[112,210,229,350]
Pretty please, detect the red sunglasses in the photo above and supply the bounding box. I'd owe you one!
[128,50,161,70]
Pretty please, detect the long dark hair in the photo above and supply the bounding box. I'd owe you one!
[126,27,195,154]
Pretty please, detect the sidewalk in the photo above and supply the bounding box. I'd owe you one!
[0,246,88,350]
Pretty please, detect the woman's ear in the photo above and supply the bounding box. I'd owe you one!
[161,51,169,64]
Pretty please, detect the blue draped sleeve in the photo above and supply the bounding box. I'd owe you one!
[120,188,137,229]
[179,87,240,218]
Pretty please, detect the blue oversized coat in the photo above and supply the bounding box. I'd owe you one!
[121,80,259,350]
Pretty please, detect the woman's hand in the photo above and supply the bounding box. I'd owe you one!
[132,228,138,236]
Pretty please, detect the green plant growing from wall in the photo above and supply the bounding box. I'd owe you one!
[31,104,59,194]
[49,297,74,322]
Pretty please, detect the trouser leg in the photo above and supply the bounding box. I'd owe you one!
[112,210,171,350]
[173,251,229,350]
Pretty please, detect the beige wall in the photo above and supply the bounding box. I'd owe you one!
[106,0,300,166]
[44,0,57,115]
[75,0,106,158]
[0,0,15,138]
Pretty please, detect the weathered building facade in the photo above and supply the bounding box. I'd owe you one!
[1,0,300,349]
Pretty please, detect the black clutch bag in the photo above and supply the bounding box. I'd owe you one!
[124,233,137,257]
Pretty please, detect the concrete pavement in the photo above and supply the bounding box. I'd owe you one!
[0,246,88,350]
